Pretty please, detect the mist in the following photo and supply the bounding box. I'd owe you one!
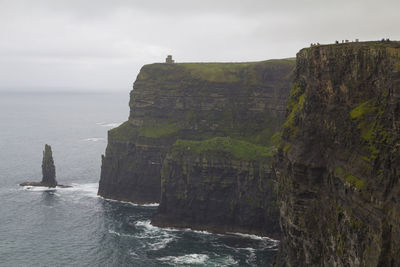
[1,0,399,91]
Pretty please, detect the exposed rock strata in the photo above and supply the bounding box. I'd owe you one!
[152,137,281,239]
[275,42,400,266]
[99,60,295,205]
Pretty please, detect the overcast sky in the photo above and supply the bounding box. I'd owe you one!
[0,0,399,91]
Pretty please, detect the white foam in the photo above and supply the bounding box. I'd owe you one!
[222,255,239,266]
[21,186,56,192]
[157,254,209,265]
[149,237,174,250]
[135,220,160,232]
[133,220,179,250]
[127,202,159,207]
[240,247,256,264]
[96,122,122,128]
[226,232,279,243]
[129,250,139,258]
[147,224,214,234]
[108,229,135,238]
[100,197,159,207]
[139,203,159,207]
[184,229,212,235]
[108,229,121,236]
[59,183,99,198]
[83,137,105,142]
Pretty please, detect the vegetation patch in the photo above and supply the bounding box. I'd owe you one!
[179,59,295,84]
[395,63,400,72]
[108,121,138,142]
[282,83,306,138]
[350,100,377,119]
[171,137,273,161]
[181,63,248,83]
[138,123,181,138]
[349,100,387,160]
[334,167,365,189]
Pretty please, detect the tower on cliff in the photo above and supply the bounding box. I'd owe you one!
[165,55,175,64]
[41,144,57,187]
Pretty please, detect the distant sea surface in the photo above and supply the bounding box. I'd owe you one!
[0,91,278,266]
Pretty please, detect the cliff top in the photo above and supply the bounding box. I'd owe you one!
[136,58,295,84]
[300,40,400,53]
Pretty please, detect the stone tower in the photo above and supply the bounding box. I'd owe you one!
[41,144,57,187]
[165,55,175,64]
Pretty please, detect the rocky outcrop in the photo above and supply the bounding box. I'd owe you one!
[275,41,400,266]
[99,59,295,204]
[20,144,58,188]
[41,144,57,187]
[152,137,281,239]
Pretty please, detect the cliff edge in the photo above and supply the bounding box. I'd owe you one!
[275,41,400,266]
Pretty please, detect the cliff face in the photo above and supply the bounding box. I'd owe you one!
[275,42,400,266]
[152,137,281,238]
[99,59,295,204]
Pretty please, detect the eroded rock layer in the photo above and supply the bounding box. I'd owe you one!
[275,42,400,266]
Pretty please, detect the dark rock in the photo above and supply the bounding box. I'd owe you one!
[41,144,57,187]
[20,181,47,187]
[152,137,281,239]
[275,41,400,266]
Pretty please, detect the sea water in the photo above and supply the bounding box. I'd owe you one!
[0,91,278,266]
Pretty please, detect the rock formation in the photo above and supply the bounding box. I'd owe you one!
[275,41,400,266]
[152,137,281,239]
[98,59,295,206]
[20,144,60,188]
[41,144,57,187]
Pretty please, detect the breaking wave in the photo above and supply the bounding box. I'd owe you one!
[157,254,210,265]
[96,122,122,128]
[83,137,105,142]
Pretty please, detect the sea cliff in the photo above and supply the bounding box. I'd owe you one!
[152,137,280,238]
[275,41,400,266]
[98,59,295,236]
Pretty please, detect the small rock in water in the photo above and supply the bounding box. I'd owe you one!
[20,144,70,188]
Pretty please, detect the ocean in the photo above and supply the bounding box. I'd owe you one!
[0,91,278,266]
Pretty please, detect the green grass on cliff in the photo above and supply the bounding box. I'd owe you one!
[350,100,388,160]
[137,58,295,84]
[171,137,273,161]
[138,123,181,138]
[108,121,138,142]
[350,101,377,120]
[334,167,365,189]
[282,83,306,138]
[180,59,295,83]
[180,63,249,83]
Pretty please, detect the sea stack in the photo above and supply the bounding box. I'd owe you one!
[41,144,57,187]
[20,144,60,188]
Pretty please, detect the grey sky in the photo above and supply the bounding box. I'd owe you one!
[0,0,399,91]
